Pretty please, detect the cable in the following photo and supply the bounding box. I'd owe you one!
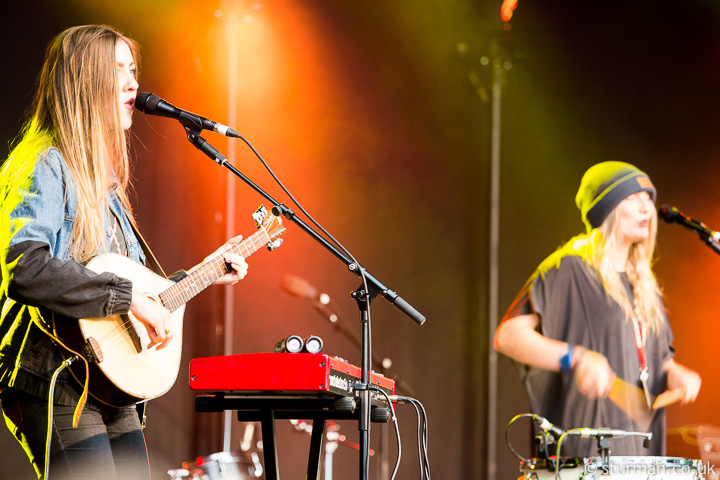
[410,402,425,480]
[235,135,374,342]
[401,397,430,479]
[388,395,432,479]
[408,398,431,479]
[408,400,423,480]
[370,387,402,480]
[45,356,79,480]
[554,430,571,480]
[236,134,360,269]
[504,413,534,463]
[414,399,431,479]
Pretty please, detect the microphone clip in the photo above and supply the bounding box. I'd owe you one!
[184,126,228,166]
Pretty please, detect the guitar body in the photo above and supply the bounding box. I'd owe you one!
[73,253,185,406]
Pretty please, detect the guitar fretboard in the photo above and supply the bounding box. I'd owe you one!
[158,227,271,312]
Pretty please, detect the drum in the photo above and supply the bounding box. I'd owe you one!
[520,456,704,479]
[168,451,259,480]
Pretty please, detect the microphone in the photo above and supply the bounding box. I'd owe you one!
[532,414,566,440]
[281,274,330,306]
[658,205,720,243]
[567,428,629,438]
[568,429,654,448]
[135,92,240,138]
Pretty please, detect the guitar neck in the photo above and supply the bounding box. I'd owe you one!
[158,228,270,312]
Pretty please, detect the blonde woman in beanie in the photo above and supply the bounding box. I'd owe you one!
[494,162,701,458]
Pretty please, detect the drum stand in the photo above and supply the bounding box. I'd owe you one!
[595,436,611,472]
[534,431,556,468]
[324,431,340,480]
[291,419,371,480]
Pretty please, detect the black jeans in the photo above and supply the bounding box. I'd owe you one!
[1,389,150,480]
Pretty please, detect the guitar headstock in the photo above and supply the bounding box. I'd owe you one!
[252,205,286,250]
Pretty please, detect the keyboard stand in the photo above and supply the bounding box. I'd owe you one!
[195,394,387,480]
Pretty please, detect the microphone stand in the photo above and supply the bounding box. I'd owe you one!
[184,126,426,480]
[307,298,414,479]
[658,205,720,256]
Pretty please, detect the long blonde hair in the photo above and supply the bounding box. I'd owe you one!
[584,203,665,333]
[11,25,139,263]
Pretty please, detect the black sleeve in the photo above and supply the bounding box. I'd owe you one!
[6,240,133,320]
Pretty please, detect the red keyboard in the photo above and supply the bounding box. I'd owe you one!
[189,353,395,397]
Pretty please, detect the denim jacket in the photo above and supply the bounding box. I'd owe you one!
[0,146,142,403]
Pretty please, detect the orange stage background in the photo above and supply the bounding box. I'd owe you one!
[2,1,720,479]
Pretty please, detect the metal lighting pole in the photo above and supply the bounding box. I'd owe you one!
[486,34,512,480]
[222,5,241,451]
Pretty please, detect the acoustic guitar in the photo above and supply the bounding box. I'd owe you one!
[61,206,285,407]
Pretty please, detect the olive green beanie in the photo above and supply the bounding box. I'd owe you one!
[575,161,656,232]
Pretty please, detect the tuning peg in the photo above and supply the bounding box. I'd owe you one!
[251,205,268,227]
[267,239,283,251]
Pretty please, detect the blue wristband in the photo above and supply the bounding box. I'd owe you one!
[560,344,574,374]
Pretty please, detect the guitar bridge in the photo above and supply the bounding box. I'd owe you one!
[83,336,104,363]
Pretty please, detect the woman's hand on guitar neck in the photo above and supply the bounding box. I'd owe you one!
[215,249,248,285]
[194,234,249,286]
[130,288,174,350]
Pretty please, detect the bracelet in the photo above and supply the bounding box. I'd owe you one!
[560,344,574,374]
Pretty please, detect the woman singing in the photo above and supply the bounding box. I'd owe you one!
[0,25,248,479]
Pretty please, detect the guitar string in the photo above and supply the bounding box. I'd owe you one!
[85,224,274,351]
[90,254,235,350]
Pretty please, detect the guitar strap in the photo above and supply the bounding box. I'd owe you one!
[127,212,162,429]
[125,212,168,279]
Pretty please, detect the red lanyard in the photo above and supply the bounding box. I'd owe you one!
[630,307,647,371]
[629,303,652,408]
